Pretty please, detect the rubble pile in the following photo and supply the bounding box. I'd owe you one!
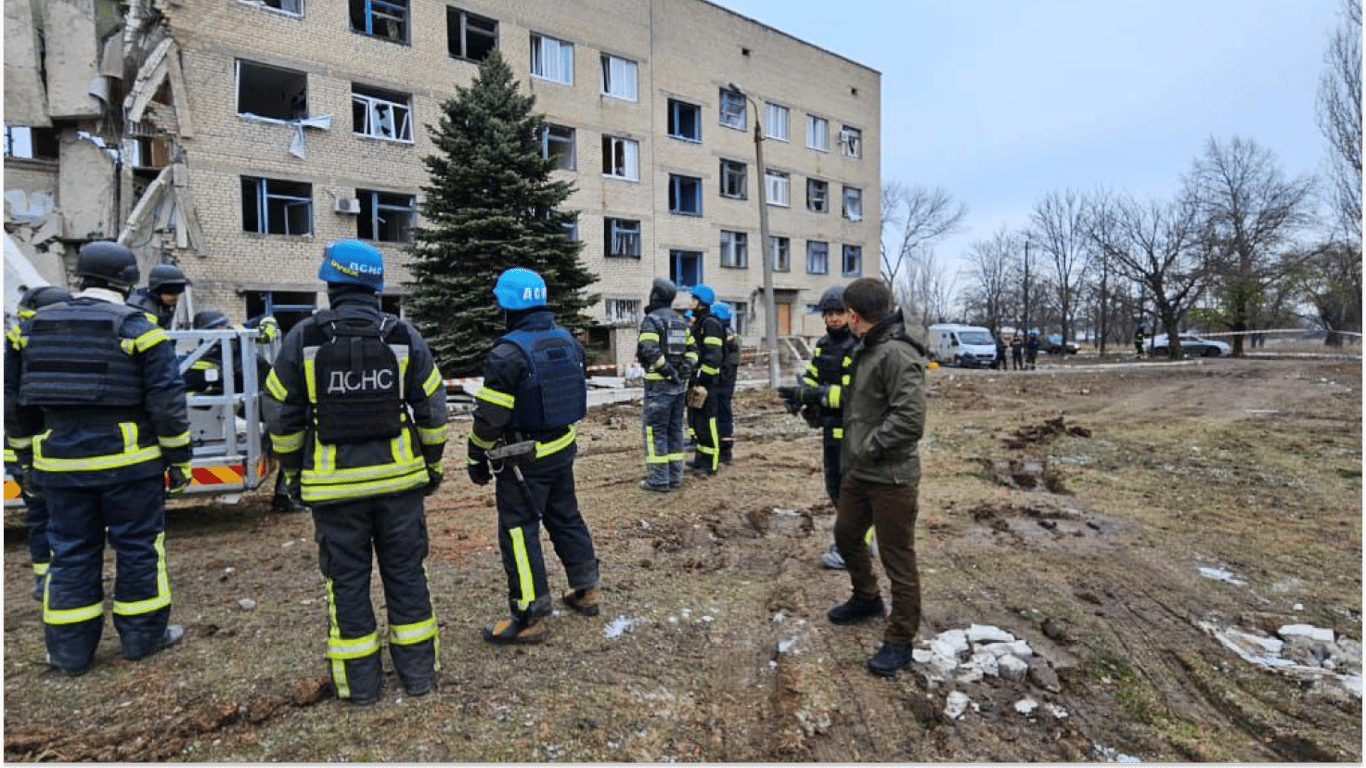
[911,624,1064,720]
[1200,620,1362,697]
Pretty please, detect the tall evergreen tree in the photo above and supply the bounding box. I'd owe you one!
[408,50,597,376]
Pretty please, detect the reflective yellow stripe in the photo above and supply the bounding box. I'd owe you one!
[35,445,162,472]
[133,328,169,353]
[476,386,515,409]
[645,426,668,463]
[417,423,448,445]
[422,368,443,397]
[188,360,217,371]
[265,369,288,401]
[832,427,844,440]
[666,451,686,461]
[509,527,536,612]
[535,425,576,458]
[7,435,32,450]
[684,352,698,362]
[326,631,382,660]
[704,337,723,346]
[45,599,104,625]
[469,432,497,450]
[33,562,49,576]
[827,385,842,409]
[700,364,720,375]
[389,616,438,646]
[113,533,171,616]
[303,357,318,404]
[271,430,305,453]
[302,467,429,503]
[864,527,876,544]
[638,331,660,342]
[4,447,15,462]
[159,430,191,449]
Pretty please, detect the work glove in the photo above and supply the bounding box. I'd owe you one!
[659,363,680,384]
[424,461,444,496]
[282,468,303,505]
[166,461,193,496]
[776,386,802,415]
[256,315,281,344]
[799,404,822,429]
[801,384,831,408]
[467,458,491,486]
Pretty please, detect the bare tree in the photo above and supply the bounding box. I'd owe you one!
[1087,191,1210,358]
[879,181,968,288]
[962,225,1018,334]
[893,247,957,327]
[1316,0,1362,243]
[1029,188,1092,344]
[1183,135,1317,355]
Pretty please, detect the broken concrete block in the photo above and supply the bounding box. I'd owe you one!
[955,667,984,684]
[1224,627,1285,657]
[981,639,1033,658]
[943,690,970,720]
[930,630,969,659]
[1335,637,1361,666]
[1279,624,1334,644]
[997,654,1028,682]
[1013,697,1039,715]
[1028,660,1061,692]
[911,648,934,665]
[966,623,1015,645]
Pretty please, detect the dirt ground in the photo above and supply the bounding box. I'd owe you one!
[4,353,1362,762]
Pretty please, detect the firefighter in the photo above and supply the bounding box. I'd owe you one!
[263,240,448,704]
[4,241,191,676]
[712,302,741,465]
[467,267,601,645]
[5,285,73,600]
[636,278,695,492]
[685,284,725,476]
[127,263,191,329]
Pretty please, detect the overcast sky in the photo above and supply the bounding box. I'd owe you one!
[714,0,1343,282]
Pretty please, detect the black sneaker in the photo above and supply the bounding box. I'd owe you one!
[827,595,886,625]
[867,641,915,677]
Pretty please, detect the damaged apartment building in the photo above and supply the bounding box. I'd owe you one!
[3,0,880,368]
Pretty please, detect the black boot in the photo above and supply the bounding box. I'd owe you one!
[827,595,886,624]
[867,641,915,677]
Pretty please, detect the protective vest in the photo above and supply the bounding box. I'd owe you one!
[655,309,690,365]
[502,327,586,432]
[19,301,145,408]
[308,310,404,444]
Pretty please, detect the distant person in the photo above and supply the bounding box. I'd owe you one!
[825,277,929,678]
[1025,331,1040,369]
[635,278,694,492]
[713,302,740,465]
[993,333,1007,370]
[1133,325,1146,359]
[685,284,725,476]
[127,263,191,329]
[1010,334,1024,370]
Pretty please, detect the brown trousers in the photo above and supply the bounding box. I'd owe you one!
[835,474,922,643]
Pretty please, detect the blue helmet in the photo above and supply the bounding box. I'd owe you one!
[691,283,715,306]
[319,240,384,292]
[712,302,732,321]
[493,267,547,310]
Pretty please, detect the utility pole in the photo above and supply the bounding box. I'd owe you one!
[730,83,779,388]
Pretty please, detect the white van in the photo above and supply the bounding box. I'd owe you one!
[927,324,998,368]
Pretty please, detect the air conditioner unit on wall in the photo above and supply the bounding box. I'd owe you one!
[334,197,361,215]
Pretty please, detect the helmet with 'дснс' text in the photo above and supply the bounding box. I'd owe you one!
[318,239,384,292]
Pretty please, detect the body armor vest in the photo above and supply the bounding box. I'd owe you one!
[651,307,689,365]
[308,310,405,444]
[502,327,586,432]
[19,301,144,407]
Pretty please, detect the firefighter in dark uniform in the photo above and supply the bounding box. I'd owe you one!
[713,302,741,465]
[5,285,73,600]
[468,267,601,645]
[263,240,449,704]
[685,284,725,476]
[127,263,191,329]
[636,278,695,492]
[4,241,191,676]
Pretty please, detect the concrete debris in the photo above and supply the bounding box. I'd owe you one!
[237,598,256,611]
[966,623,1015,644]
[943,691,970,720]
[1014,697,1038,715]
[1198,566,1247,586]
[1199,620,1361,697]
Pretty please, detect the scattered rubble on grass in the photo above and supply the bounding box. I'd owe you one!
[1198,620,1361,697]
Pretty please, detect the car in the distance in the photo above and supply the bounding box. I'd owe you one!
[1043,333,1079,355]
[1147,333,1230,358]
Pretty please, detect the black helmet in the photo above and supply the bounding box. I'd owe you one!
[817,285,845,313]
[75,241,139,291]
[147,263,191,294]
[193,310,230,330]
[648,277,677,307]
[17,284,73,311]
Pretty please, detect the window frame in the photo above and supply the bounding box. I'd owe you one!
[720,158,747,200]
[349,0,409,44]
[840,125,863,159]
[241,176,313,236]
[806,178,829,213]
[351,84,413,143]
[764,170,790,207]
[764,102,790,142]
[599,53,638,101]
[842,185,863,221]
[841,244,863,277]
[530,33,574,85]
[605,298,641,324]
[601,135,640,181]
[806,114,829,152]
[768,235,791,272]
[236,59,307,122]
[806,240,830,274]
[667,98,702,142]
[719,230,749,269]
[541,124,576,171]
[719,88,746,130]
[357,189,416,243]
[670,249,703,289]
[669,174,703,216]
[605,217,642,258]
[447,6,497,61]
[241,0,303,16]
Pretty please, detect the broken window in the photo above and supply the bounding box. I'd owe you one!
[246,290,316,336]
[350,0,408,43]
[236,60,307,121]
[530,33,573,84]
[241,177,312,236]
[600,54,638,101]
[671,250,703,289]
[605,298,640,324]
[719,88,746,130]
[719,230,748,268]
[806,241,830,274]
[541,124,575,170]
[768,236,791,272]
[668,99,701,142]
[840,125,863,158]
[669,175,702,216]
[357,189,415,242]
[4,125,59,160]
[807,178,829,213]
[128,136,171,169]
[842,185,863,221]
[447,7,497,61]
[602,135,639,180]
[807,114,829,152]
[730,301,748,334]
[243,0,303,15]
[605,218,641,258]
[352,84,412,142]
[842,244,863,277]
[764,170,790,207]
[720,159,747,199]
[764,102,789,141]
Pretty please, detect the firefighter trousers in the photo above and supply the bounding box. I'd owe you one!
[493,442,599,621]
[311,490,438,702]
[642,380,687,488]
[43,476,170,670]
[687,393,720,473]
[716,379,737,463]
[23,489,51,577]
[835,475,922,644]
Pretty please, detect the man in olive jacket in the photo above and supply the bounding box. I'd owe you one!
[826,277,929,677]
